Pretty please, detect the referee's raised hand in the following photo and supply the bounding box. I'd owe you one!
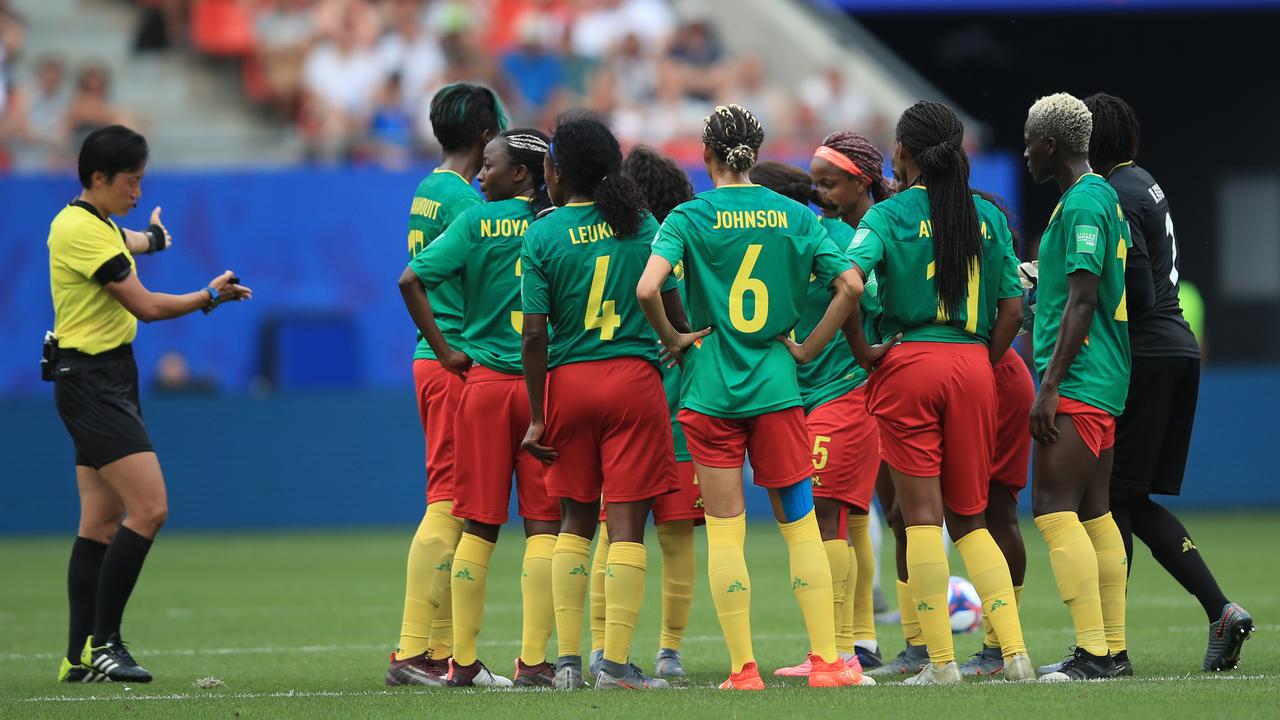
[210,270,253,303]
[148,206,172,251]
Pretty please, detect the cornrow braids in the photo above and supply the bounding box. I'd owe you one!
[1083,92,1140,175]
[820,131,894,202]
[702,104,765,173]
[622,146,693,223]
[897,100,982,320]
[550,112,648,237]
[500,128,551,213]
[749,161,818,206]
[429,82,509,153]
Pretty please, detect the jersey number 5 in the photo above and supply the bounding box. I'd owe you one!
[730,244,769,333]
[585,255,621,340]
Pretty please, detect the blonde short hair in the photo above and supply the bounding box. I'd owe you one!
[1027,92,1092,154]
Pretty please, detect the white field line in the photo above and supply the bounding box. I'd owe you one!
[18,673,1279,703]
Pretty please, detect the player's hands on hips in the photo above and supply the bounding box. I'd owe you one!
[856,333,902,371]
[662,327,712,368]
[1029,384,1061,444]
[778,334,813,364]
[521,420,558,464]
[439,348,472,377]
[210,270,253,302]
[150,206,173,250]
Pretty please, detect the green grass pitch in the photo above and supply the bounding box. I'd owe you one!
[2,512,1274,718]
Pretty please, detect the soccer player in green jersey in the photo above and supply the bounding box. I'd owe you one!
[399,128,559,688]
[388,83,508,687]
[519,115,678,691]
[637,104,867,691]
[847,100,1032,685]
[1023,92,1132,682]
[584,146,703,682]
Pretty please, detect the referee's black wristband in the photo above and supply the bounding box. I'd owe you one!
[146,224,167,253]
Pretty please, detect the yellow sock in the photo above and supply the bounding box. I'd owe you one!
[824,539,852,654]
[706,513,754,673]
[841,544,858,654]
[848,514,877,647]
[450,532,494,666]
[552,533,593,660]
[1083,512,1128,654]
[955,529,1026,658]
[656,520,695,651]
[589,523,610,654]
[603,541,647,664]
[1036,511,1107,656]
[906,525,953,665]
[779,510,837,663]
[897,580,923,646]
[428,577,453,659]
[398,501,463,658]
[521,534,557,665]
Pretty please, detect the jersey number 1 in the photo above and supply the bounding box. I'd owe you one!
[927,259,980,334]
[585,255,621,340]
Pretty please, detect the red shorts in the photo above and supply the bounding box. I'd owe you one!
[866,342,996,516]
[991,349,1035,496]
[413,358,464,504]
[678,406,813,488]
[544,358,676,504]
[652,461,705,524]
[1057,396,1116,458]
[807,386,879,512]
[452,365,559,525]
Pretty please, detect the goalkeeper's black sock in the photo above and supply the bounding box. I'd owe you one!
[67,537,108,662]
[94,527,154,640]
[1129,495,1230,622]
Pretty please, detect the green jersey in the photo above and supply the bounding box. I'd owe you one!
[663,263,691,462]
[408,169,484,360]
[521,203,664,369]
[409,196,536,375]
[794,217,883,413]
[650,185,851,418]
[1033,173,1132,415]
[848,187,1021,345]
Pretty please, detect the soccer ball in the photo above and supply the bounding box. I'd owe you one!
[948,576,983,634]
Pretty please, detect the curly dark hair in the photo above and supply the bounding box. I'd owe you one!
[749,161,818,206]
[549,112,648,237]
[622,146,693,223]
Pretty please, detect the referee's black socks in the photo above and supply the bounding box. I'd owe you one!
[67,537,108,663]
[93,526,154,642]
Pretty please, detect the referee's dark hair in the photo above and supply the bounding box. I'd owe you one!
[78,125,148,189]
[1083,93,1141,174]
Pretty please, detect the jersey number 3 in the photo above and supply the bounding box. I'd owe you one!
[585,255,621,340]
[730,244,769,333]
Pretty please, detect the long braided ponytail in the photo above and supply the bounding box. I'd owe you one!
[896,101,981,319]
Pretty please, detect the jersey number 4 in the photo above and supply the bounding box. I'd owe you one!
[730,244,769,333]
[585,255,621,340]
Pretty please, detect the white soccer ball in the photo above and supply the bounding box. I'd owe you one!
[947,576,983,634]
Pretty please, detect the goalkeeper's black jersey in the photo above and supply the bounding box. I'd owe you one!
[1107,163,1199,359]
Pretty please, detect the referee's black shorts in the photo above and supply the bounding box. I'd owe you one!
[53,344,154,469]
[1111,355,1200,497]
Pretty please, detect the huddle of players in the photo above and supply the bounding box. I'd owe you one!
[382,81,1225,691]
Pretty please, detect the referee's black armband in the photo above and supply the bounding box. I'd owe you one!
[93,253,133,285]
[146,224,167,253]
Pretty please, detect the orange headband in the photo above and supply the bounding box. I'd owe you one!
[813,145,867,180]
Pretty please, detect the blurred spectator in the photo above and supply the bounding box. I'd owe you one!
[64,64,136,150]
[134,0,187,52]
[571,0,671,60]
[665,19,725,102]
[799,66,875,140]
[594,32,657,106]
[1,54,70,169]
[376,0,444,110]
[253,0,317,116]
[152,352,219,395]
[301,3,383,159]
[364,72,415,167]
[0,0,27,116]
[722,53,793,147]
[500,13,566,124]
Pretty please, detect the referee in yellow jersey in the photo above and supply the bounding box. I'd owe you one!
[49,125,252,684]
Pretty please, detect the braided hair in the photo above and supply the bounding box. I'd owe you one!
[622,146,693,223]
[500,128,551,214]
[702,104,765,173]
[749,161,819,206]
[820,131,894,202]
[896,100,981,319]
[1083,92,1140,175]
[429,82,509,153]
[550,112,648,237]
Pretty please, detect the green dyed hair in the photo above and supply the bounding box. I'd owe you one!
[428,83,509,153]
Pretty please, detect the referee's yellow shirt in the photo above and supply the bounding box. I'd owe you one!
[48,204,137,354]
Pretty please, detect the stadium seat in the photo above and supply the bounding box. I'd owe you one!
[190,0,257,58]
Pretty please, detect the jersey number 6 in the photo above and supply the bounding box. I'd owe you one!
[730,244,769,333]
